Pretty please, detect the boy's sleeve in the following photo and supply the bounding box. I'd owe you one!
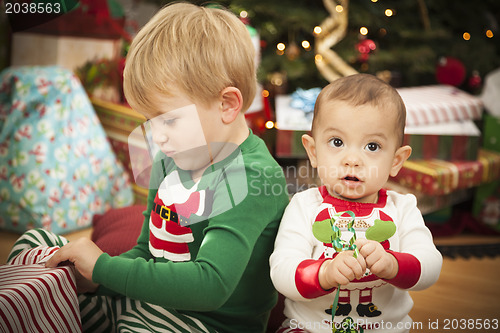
[384,193,442,291]
[92,159,288,311]
[270,191,332,301]
[94,186,157,296]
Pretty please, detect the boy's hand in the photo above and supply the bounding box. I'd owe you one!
[46,237,103,282]
[318,251,366,290]
[74,268,99,294]
[356,239,398,280]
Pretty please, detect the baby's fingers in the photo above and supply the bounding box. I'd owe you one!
[355,254,367,278]
[344,255,365,280]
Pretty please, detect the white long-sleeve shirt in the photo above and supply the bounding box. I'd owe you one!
[270,187,442,333]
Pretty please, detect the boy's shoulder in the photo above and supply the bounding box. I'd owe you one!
[240,133,284,173]
[240,132,273,157]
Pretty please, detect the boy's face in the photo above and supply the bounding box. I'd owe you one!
[138,92,223,178]
[302,100,411,203]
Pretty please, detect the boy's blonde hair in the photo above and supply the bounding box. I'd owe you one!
[312,73,406,146]
[123,2,256,113]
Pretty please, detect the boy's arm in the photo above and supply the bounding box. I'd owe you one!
[92,165,288,311]
[93,180,161,296]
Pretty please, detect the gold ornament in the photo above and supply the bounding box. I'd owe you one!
[315,0,358,82]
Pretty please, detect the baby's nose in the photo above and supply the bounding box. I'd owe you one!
[342,152,361,167]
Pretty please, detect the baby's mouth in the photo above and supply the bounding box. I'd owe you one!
[344,175,360,182]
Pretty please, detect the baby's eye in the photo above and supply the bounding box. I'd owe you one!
[328,138,344,148]
[365,142,380,152]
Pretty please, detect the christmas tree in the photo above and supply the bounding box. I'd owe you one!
[145,0,500,92]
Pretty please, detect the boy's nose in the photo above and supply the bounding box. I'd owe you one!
[151,126,168,146]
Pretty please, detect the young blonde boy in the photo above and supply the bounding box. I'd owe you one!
[270,74,442,333]
[9,3,289,332]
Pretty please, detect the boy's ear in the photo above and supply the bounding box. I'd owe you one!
[220,87,243,124]
[390,145,412,177]
[302,134,318,168]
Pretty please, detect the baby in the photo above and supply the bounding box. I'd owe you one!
[270,74,442,333]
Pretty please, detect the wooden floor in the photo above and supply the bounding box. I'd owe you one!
[409,256,500,332]
[1,230,499,332]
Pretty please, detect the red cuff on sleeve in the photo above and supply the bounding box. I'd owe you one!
[384,250,421,289]
[295,258,335,299]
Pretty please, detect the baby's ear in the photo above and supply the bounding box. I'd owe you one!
[220,87,243,124]
[390,145,412,177]
[302,134,318,168]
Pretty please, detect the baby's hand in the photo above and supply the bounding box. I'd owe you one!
[318,251,366,290]
[355,239,398,280]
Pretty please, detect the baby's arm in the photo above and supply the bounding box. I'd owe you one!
[356,193,443,291]
[393,194,442,291]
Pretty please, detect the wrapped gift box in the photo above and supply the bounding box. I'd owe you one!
[10,3,126,94]
[275,129,308,158]
[390,150,500,195]
[472,180,500,230]
[0,246,81,332]
[404,119,480,161]
[471,115,500,229]
[385,181,472,215]
[482,114,500,152]
[398,85,483,127]
[274,95,309,158]
[403,133,479,160]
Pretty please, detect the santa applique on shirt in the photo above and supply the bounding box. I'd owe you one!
[314,186,397,318]
[149,170,213,261]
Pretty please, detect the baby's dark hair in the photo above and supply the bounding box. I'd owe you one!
[312,73,406,146]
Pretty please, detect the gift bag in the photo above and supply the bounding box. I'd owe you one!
[0,66,134,234]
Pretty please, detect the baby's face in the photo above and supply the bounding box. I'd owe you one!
[307,100,402,203]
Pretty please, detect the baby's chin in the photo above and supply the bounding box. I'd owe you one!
[328,188,378,204]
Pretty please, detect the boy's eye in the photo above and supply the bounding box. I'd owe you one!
[365,142,380,152]
[163,118,176,126]
[329,138,344,148]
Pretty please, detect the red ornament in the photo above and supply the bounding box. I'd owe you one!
[468,70,482,90]
[435,56,466,86]
[356,39,376,63]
